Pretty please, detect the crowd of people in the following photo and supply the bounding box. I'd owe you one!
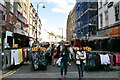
[36,42,86,79]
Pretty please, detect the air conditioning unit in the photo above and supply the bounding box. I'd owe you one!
[0,14,6,21]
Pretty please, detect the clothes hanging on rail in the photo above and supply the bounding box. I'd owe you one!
[11,49,18,65]
[18,49,23,64]
[95,53,101,66]
[115,54,120,66]
[99,53,110,65]
[108,53,114,65]
[87,52,96,67]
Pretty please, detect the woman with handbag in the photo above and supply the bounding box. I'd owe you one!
[60,44,69,78]
[76,47,86,78]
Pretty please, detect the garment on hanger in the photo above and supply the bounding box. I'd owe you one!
[11,49,18,65]
[18,49,23,64]
[108,53,114,65]
[99,53,110,65]
[115,54,120,66]
[22,48,25,61]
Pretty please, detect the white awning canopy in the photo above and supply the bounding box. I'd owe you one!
[88,36,109,41]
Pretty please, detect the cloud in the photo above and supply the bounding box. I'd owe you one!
[47,0,75,14]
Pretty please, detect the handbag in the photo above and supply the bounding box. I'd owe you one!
[53,52,57,57]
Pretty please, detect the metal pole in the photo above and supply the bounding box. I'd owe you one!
[62,28,63,40]
[0,25,2,69]
[36,4,38,43]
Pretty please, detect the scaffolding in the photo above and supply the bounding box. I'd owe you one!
[76,1,98,38]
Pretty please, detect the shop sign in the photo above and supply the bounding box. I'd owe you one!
[103,29,110,37]
[6,31,13,37]
[14,28,28,36]
[103,31,108,37]
[97,31,103,36]
[15,23,21,29]
[13,44,18,48]
[110,26,120,36]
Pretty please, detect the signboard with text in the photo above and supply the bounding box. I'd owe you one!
[110,26,120,36]
[15,23,21,29]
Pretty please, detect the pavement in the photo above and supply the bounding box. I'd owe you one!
[0,61,120,80]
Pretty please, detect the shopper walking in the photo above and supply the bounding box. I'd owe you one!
[76,47,86,79]
[60,44,69,78]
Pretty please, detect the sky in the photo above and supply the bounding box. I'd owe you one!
[30,0,76,42]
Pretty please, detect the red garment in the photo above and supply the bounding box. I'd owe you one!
[109,54,114,65]
[22,48,25,61]
[115,54,120,66]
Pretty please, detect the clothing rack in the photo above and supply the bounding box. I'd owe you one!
[85,50,111,71]
[86,51,110,54]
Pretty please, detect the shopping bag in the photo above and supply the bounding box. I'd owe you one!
[53,52,57,57]
[56,57,62,66]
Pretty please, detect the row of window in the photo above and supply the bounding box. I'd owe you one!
[99,4,119,28]
[17,4,27,19]
[0,0,6,6]
[99,0,108,8]
[0,0,27,19]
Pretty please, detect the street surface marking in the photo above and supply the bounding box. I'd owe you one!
[0,66,23,78]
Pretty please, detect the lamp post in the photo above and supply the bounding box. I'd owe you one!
[36,2,45,43]
[59,28,63,40]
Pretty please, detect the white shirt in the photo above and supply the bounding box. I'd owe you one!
[76,51,86,64]
[99,54,110,65]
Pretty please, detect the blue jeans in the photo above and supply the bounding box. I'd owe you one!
[60,61,68,76]
[77,62,85,78]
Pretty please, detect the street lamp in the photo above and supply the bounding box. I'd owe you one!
[36,2,45,43]
[59,28,63,40]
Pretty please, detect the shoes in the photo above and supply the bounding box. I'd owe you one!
[60,75,63,78]
[64,75,67,78]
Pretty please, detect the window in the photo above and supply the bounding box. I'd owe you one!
[10,4,14,13]
[0,0,6,6]
[17,4,22,14]
[115,4,119,21]
[104,0,108,5]
[23,11,27,19]
[105,11,108,26]
[30,7,33,13]
[10,0,14,13]
[10,0,14,6]
[30,15,32,24]
[23,0,27,6]
[100,14,103,28]
[100,0,102,8]
[0,10,5,20]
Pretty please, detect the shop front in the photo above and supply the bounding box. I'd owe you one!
[95,25,120,52]
[14,28,30,48]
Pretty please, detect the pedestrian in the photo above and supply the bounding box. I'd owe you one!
[76,47,86,78]
[53,44,60,66]
[60,44,69,78]
[68,45,74,65]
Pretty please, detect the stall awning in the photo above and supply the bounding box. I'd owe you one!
[88,36,109,41]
